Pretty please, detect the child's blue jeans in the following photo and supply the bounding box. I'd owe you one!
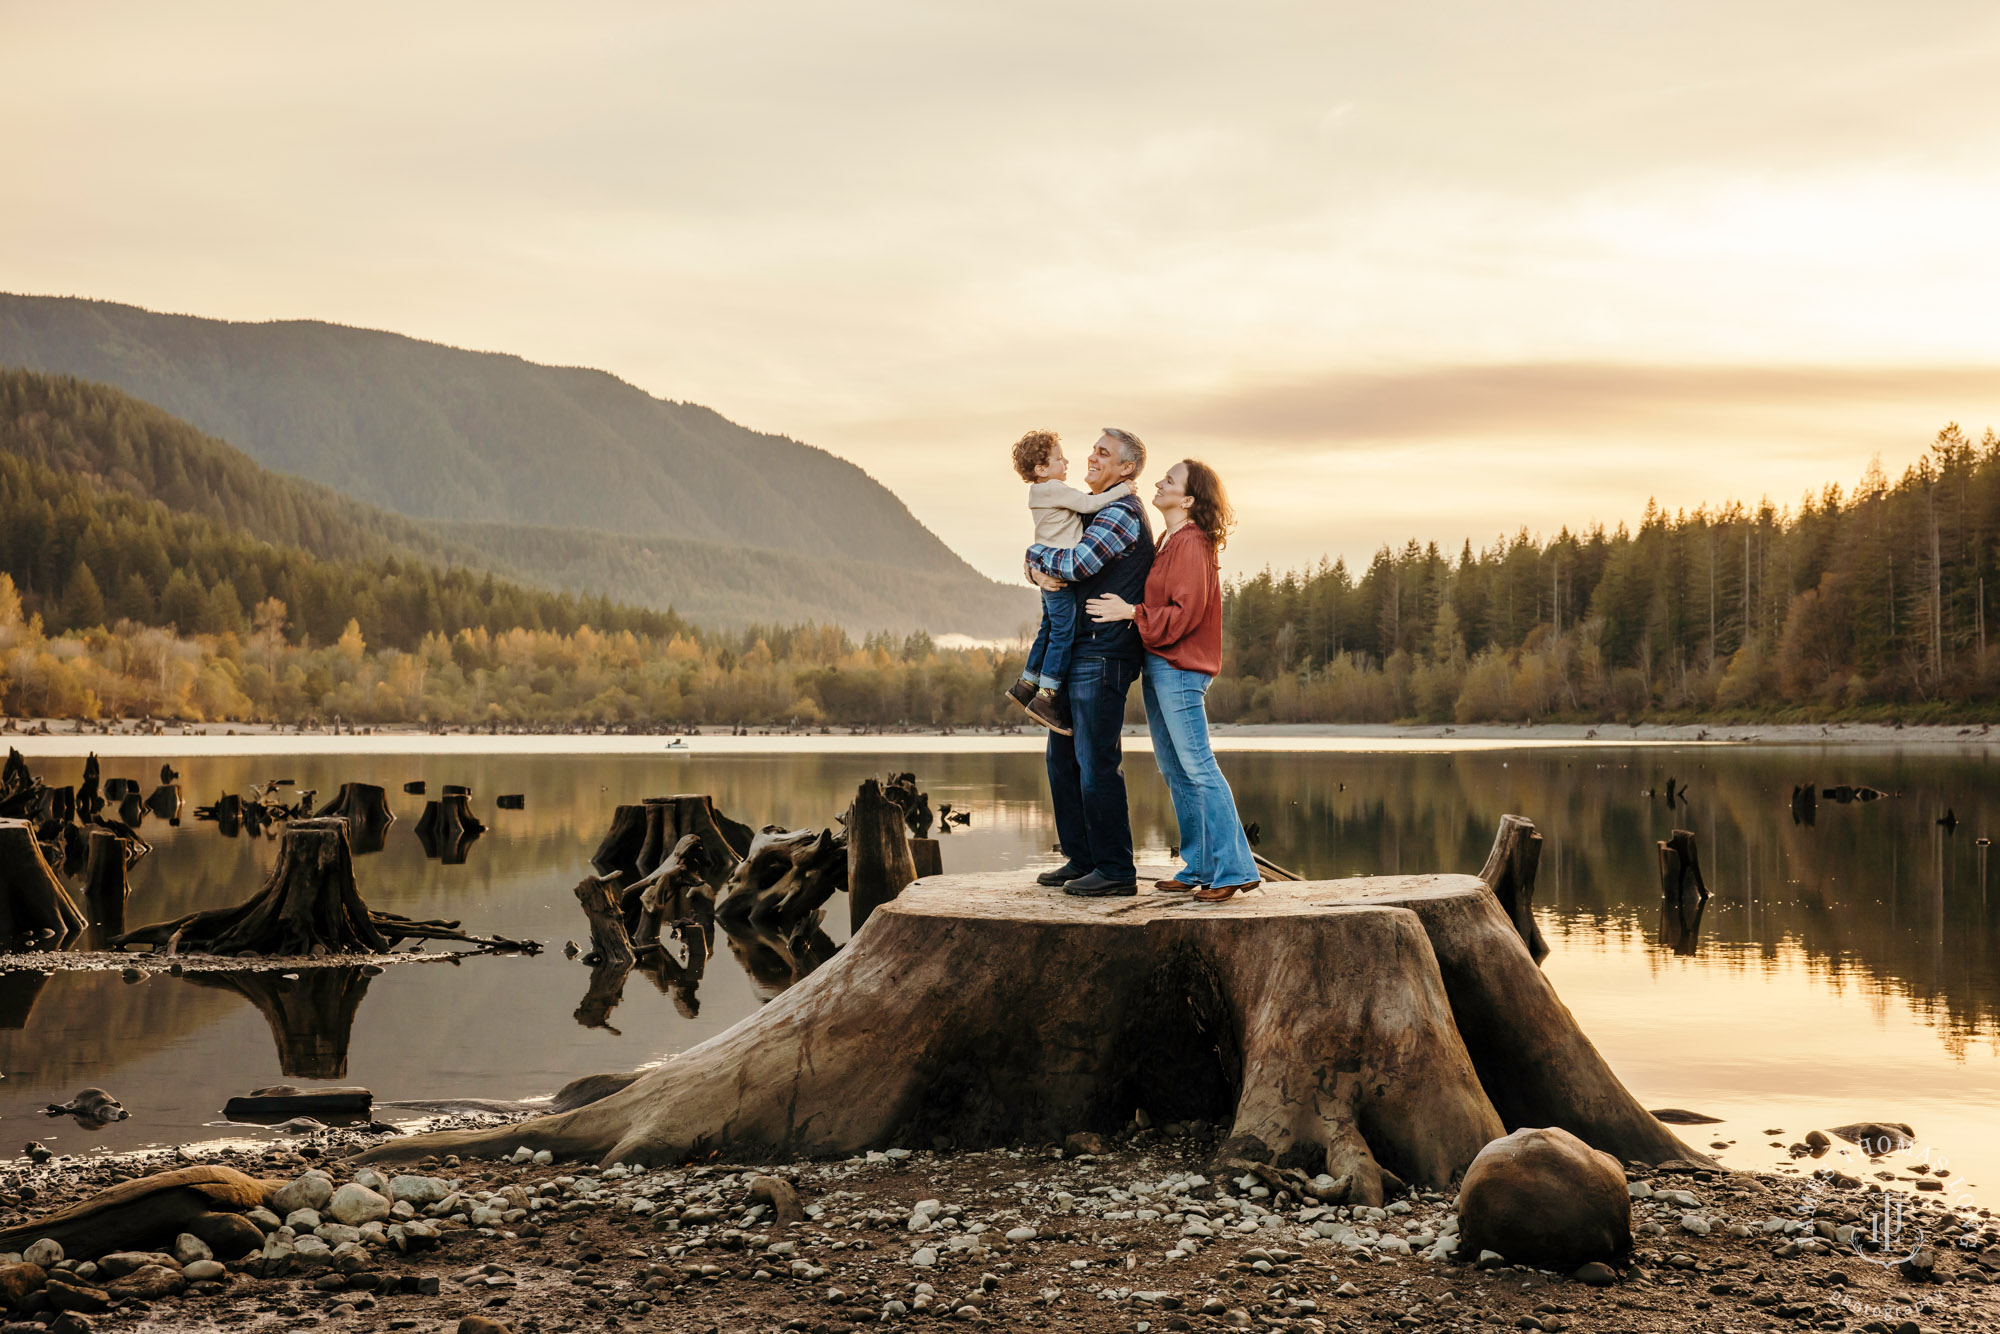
[1023,587,1079,690]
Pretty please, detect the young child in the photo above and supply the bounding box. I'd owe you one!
[1007,429,1130,735]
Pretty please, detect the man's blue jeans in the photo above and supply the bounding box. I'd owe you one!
[1143,655,1257,888]
[1046,654,1140,881]
[1022,588,1079,690]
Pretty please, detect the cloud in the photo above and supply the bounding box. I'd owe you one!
[1158,362,2000,448]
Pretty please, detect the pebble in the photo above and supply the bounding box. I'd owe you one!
[912,1248,938,1267]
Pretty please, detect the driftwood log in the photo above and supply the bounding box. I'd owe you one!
[1477,813,1549,965]
[0,1165,270,1260]
[848,778,917,931]
[111,818,535,957]
[224,1085,373,1120]
[357,871,1706,1196]
[0,817,87,946]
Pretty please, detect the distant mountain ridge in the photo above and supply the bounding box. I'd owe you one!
[0,293,1032,636]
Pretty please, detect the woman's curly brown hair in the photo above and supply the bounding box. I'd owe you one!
[1011,429,1059,482]
[1181,459,1234,554]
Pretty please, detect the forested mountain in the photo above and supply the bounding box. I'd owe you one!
[0,374,685,650]
[0,293,1033,636]
[1216,424,2000,722]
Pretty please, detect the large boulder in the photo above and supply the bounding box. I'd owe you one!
[1455,1127,1632,1269]
[325,1184,390,1227]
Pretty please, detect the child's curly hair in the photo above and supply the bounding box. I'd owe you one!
[1011,429,1059,483]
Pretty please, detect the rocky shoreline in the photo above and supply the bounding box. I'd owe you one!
[0,1116,1994,1334]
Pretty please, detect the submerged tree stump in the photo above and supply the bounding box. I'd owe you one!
[627,834,713,947]
[717,825,848,927]
[848,778,917,931]
[84,828,131,939]
[573,873,637,969]
[1656,829,1709,955]
[313,783,394,854]
[593,795,750,892]
[1477,814,1549,965]
[415,790,486,863]
[358,872,1706,1194]
[0,817,88,946]
[112,819,534,957]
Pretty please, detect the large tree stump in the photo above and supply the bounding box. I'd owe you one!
[357,872,1705,1194]
[847,778,917,931]
[0,817,87,945]
[1477,814,1549,965]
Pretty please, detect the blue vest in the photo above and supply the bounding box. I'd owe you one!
[1069,495,1154,661]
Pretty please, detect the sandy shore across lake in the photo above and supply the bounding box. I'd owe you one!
[1,718,1995,757]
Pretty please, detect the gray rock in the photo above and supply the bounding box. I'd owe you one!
[245,1207,283,1232]
[284,1209,322,1231]
[350,1168,387,1194]
[912,1247,938,1267]
[182,1260,225,1282]
[23,1240,62,1268]
[326,1183,392,1226]
[270,1173,335,1217]
[95,1252,176,1279]
[389,1175,451,1206]
[171,1234,212,1265]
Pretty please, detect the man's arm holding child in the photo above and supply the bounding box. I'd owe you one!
[1028,479,1131,515]
[1027,498,1145,583]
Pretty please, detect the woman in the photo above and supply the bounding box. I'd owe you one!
[1085,459,1258,902]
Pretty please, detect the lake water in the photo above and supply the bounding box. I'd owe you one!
[3,740,1996,1207]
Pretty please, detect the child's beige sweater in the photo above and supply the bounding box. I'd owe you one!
[1028,480,1131,547]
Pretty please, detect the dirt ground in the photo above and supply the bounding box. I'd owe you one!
[2,1117,1997,1334]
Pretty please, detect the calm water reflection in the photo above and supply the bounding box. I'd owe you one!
[2,744,1996,1198]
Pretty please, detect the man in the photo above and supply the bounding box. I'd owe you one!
[1024,427,1154,897]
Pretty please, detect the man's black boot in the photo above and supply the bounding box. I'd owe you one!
[1036,862,1087,887]
[1063,870,1138,897]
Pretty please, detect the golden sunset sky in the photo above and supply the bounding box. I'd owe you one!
[7,1,2000,582]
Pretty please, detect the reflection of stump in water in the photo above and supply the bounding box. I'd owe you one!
[1656,828,1710,957]
[575,924,712,1030]
[0,817,88,947]
[313,783,394,855]
[182,967,374,1079]
[0,969,51,1028]
[721,912,839,1003]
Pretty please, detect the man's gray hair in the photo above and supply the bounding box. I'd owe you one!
[1102,427,1146,474]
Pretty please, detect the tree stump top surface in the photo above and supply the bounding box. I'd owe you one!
[886,869,1488,925]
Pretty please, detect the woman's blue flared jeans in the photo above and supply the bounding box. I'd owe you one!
[1142,655,1257,888]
